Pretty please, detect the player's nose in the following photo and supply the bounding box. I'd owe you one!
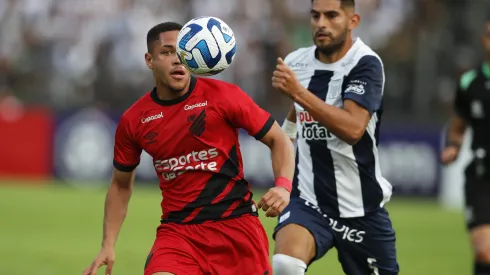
[173,55,182,65]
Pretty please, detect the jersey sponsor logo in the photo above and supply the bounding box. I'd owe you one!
[143,131,158,144]
[304,200,365,243]
[184,101,208,111]
[154,148,219,180]
[288,62,308,69]
[141,112,163,123]
[330,219,365,243]
[345,84,365,95]
[345,79,367,95]
[298,111,332,140]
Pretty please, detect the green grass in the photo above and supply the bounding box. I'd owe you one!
[0,183,471,275]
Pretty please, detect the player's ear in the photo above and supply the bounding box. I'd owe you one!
[348,13,360,31]
[145,52,153,70]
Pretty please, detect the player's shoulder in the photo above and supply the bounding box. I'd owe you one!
[119,90,154,122]
[349,39,384,72]
[284,46,315,66]
[196,77,238,90]
[196,77,242,98]
[458,67,479,91]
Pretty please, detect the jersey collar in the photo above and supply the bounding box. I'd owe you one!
[150,76,197,106]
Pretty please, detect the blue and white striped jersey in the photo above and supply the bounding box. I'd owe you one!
[288,38,392,218]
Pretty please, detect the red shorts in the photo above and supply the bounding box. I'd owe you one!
[144,214,271,275]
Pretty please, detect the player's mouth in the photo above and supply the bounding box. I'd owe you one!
[316,32,331,40]
[170,69,186,80]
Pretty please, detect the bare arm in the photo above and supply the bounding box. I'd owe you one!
[446,115,467,148]
[102,169,136,248]
[441,115,468,164]
[260,121,295,181]
[257,121,295,217]
[294,89,370,145]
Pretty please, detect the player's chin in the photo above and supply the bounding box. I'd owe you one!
[315,40,332,49]
[168,76,190,89]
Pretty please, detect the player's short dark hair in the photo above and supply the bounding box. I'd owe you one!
[311,0,355,9]
[146,22,183,53]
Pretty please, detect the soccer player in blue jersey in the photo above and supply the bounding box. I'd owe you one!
[268,0,399,274]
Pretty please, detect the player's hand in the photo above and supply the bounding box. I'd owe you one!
[257,186,291,217]
[82,247,116,275]
[441,145,460,165]
[272,58,303,99]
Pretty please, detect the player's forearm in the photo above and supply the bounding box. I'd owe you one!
[446,115,467,147]
[101,181,133,248]
[293,88,365,144]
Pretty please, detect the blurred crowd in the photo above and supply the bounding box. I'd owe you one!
[1,0,489,123]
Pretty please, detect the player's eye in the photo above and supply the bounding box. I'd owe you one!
[161,50,173,56]
[326,12,338,19]
[311,13,320,20]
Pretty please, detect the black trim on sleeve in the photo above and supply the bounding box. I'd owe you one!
[113,159,139,172]
[253,116,275,140]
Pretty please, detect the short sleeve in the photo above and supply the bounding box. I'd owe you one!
[113,115,142,172]
[224,85,275,140]
[343,55,384,115]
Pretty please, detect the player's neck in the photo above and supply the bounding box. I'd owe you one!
[155,79,191,101]
[317,36,354,64]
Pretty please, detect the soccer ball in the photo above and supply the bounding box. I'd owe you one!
[177,16,237,76]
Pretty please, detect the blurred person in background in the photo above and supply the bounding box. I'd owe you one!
[441,19,490,275]
[82,22,295,275]
[270,0,398,274]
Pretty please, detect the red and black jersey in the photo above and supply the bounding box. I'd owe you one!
[113,76,274,224]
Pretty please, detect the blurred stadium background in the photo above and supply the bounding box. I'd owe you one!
[0,0,487,274]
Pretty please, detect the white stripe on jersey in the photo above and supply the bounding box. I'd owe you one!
[296,137,317,205]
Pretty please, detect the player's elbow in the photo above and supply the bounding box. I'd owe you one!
[344,127,365,145]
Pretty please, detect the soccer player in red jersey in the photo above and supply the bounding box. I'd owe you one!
[82,22,295,275]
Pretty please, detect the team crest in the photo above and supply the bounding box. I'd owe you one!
[327,78,343,99]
